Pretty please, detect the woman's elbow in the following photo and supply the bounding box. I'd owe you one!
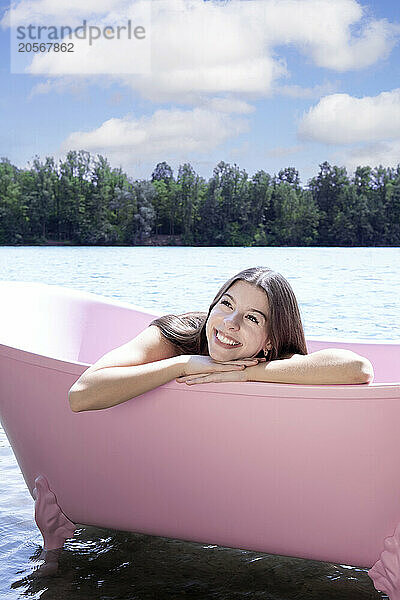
[352,356,374,384]
[68,385,85,412]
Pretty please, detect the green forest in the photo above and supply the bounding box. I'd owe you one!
[0,151,399,246]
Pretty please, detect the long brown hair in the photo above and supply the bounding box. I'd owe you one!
[149,266,308,360]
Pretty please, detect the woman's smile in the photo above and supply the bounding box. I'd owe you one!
[213,327,242,348]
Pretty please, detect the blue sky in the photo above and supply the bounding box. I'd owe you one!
[1,0,400,184]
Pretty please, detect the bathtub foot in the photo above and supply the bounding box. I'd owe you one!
[368,523,400,600]
[33,475,76,559]
[33,548,63,577]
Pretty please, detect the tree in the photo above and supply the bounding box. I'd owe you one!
[151,161,173,183]
[384,179,400,244]
[197,161,251,245]
[24,156,58,241]
[58,151,91,242]
[275,167,300,189]
[308,162,350,245]
[176,163,203,243]
[0,158,27,244]
[150,162,179,235]
[131,180,155,244]
[249,170,273,244]
[269,182,319,245]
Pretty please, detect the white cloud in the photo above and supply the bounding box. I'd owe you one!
[116,58,284,103]
[275,81,340,100]
[1,0,129,27]
[28,38,151,76]
[60,107,250,171]
[279,5,398,72]
[5,0,399,102]
[12,1,151,76]
[298,89,400,144]
[343,140,400,172]
[251,0,398,71]
[28,76,89,98]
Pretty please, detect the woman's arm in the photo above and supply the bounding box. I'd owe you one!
[68,326,183,412]
[68,326,261,412]
[244,349,374,385]
[69,356,186,412]
[176,349,374,386]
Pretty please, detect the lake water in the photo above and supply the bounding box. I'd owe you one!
[1,245,398,600]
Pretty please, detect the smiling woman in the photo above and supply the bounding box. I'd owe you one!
[207,281,273,358]
[68,266,373,413]
[203,270,307,362]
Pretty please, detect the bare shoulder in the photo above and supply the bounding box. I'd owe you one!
[86,325,181,373]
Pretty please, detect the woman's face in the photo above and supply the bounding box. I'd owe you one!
[205,280,271,361]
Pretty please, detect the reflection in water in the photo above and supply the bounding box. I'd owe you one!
[10,526,384,600]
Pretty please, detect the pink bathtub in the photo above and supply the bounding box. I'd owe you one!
[1,281,400,597]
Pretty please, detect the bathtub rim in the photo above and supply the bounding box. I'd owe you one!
[0,342,399,401]
[0,280,399,395]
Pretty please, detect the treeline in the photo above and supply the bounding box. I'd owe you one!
[0,151,399,246]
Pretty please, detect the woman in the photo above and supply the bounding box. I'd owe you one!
[68,267,374,412]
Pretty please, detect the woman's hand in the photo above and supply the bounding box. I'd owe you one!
[181,354,265,376]
[177,370,250,385]
[176,354,265,383]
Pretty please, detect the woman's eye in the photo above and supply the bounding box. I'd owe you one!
[246,314,259,324]
[221,299,232,308]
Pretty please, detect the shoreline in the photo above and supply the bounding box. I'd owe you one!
[3,240,397,248]
[15,235,185,247]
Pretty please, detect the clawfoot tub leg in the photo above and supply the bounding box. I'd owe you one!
[368,523,400,600]
[32,475,76,576]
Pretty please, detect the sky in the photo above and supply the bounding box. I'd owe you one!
[1,0,400,185]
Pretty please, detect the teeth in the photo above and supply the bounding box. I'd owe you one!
[216,329,240,346]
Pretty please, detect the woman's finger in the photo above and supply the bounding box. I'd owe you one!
[216,358,258,364]
[185,376,215,385]
[215,360,257,368]
[198,363,246,373]
[177,374,213,384]
[217,364,246,371]
[189,371,246,384]
[177,373,209,382]
[177,371,247,384]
